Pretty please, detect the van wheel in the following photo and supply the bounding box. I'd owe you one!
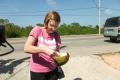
[110,37,117,42]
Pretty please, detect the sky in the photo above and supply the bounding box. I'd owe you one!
[0,0,120,27]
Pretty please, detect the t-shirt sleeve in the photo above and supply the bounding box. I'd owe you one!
[29,26,41,39]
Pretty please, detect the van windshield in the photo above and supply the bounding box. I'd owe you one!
[104,17,120,27]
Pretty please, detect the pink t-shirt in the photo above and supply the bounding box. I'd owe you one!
[29,26,61,73]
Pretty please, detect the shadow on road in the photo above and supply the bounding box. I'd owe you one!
[0,57,30,74]
[73,77,82,80]
[104,40,120,43]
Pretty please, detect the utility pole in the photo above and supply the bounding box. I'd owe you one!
[98,0,101,35]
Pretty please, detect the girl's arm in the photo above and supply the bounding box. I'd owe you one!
[24,36,55,56]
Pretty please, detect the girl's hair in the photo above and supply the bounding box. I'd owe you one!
[44,11,61,27]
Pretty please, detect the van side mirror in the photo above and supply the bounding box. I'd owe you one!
[0,25,6,43]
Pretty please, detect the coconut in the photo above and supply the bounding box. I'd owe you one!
[54,52,70,66]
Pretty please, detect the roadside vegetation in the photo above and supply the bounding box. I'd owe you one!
[0,19,103,38]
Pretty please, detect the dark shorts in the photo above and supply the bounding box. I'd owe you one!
[30,68,58,80]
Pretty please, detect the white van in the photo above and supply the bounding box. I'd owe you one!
[103,16,120,42]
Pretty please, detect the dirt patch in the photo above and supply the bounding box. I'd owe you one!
[98,52,120,71]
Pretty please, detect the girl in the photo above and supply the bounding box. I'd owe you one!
[24,11,61,80]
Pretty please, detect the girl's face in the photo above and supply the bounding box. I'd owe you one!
[46,20,59,34]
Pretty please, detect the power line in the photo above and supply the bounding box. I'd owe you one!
[102,7,120,11]
[92,0,98,8]
[0,14,97,17]
[0,14,111,17]
[0,7,96,14]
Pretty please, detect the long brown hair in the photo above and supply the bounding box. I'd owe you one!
[44,11,61,28]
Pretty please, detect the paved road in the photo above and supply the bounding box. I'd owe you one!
[0,34,120,80]
[61,35,120,56]
[1,34,119,56]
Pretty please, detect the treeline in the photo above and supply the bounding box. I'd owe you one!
[0,19,103,38]
[56,23,101,35]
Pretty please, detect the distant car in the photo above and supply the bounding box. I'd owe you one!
[103,16,120,42]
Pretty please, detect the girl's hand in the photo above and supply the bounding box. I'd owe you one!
[50,51,60,59]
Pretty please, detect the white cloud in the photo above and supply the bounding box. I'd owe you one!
[104,9,112,15]
[46,0,56,5]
